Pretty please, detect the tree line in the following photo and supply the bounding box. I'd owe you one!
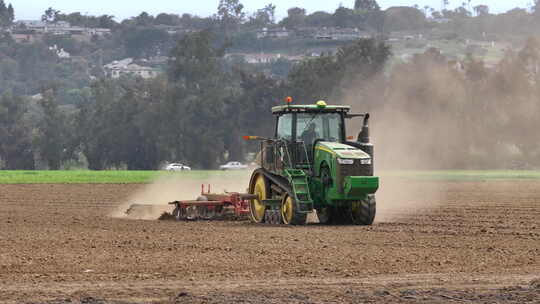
[3,32,540,170]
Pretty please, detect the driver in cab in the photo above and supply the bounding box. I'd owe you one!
[301,122,321,152]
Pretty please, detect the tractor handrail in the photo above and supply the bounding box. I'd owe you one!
[297,140,313,172]
[281,140,294,169]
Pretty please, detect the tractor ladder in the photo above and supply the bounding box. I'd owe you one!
[285,169,314,213]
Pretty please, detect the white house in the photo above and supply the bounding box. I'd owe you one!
[104,58,160,79]
[256,27,290,39]
[49,44,71,59]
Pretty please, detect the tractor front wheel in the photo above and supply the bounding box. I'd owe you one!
[350,195,376,225]
[281,195,307,225]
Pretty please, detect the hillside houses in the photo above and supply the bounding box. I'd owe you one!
[226,53,303,64]
[255,26,371,41]
[153,24,196,35]
[9,20,111,43]
[314,27,370,40]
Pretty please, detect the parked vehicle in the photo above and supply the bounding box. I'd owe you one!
[219,161,248,170]
[164,163,191,171]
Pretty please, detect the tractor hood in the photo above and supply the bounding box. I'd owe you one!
[316,142,371,159]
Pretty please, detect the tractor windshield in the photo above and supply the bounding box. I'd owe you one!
[297,113,343,145]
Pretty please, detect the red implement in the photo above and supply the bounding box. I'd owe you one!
[168,184,255,221]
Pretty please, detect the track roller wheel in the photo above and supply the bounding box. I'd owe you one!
[249,173,269,223]
[281,195,307,225]
[350,195,376,225]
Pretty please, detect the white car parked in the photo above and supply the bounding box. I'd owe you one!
[219,161,248,171]
[164,163,191,171]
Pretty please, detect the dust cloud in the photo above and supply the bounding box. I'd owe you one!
[340,43,540,222]
[374,178,449,222]
[111,171,252,220]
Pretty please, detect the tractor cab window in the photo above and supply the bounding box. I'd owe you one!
[277,114,293,140]
[297,113,343,146]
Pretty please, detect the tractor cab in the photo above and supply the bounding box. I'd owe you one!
[271,102,348,169]
[261,101,372,174]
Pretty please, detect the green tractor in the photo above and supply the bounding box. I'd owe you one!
[246,100,379,225]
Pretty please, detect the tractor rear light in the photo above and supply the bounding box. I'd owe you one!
[337,158,354,165]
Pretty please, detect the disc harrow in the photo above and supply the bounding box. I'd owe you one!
[167,185,255,221]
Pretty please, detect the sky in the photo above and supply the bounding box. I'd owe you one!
[11,0,533,21]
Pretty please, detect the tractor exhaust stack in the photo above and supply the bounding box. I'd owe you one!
[358,113,370,144]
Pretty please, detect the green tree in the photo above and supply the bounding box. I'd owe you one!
[78,80,117,170]
[0,93,35,169]
[305,11,334,27]
[6,3,13,24]
[333,6,359,28]
[236,72,285,138]
[288,55,341,102]
[383,6,426,31]
[166,31,230,168]
[217,0,245,36]
[0,0,6,26]
[0,1,14,26]
[247,3,276,27]
[112,77,168,170]
[443,0,449,9]
[337,38,391,82]
[55,12,117,28]
[96,15,117,28]
[168,30,224,89]
[134,12,154,26]
[354,0,380,11]
[42,7,60,23]
[123,27,171,58]
[36,90,67,170]
[155,13,178,26]
[288,39,391,102]
[279,7,306,29]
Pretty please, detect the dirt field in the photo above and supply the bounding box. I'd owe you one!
[1,179,539,303]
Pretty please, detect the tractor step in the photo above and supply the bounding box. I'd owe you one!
[285,169,314,213]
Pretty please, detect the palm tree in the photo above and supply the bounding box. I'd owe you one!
[443,0,449,10]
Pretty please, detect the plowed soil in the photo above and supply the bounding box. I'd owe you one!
[1,180,539,303]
